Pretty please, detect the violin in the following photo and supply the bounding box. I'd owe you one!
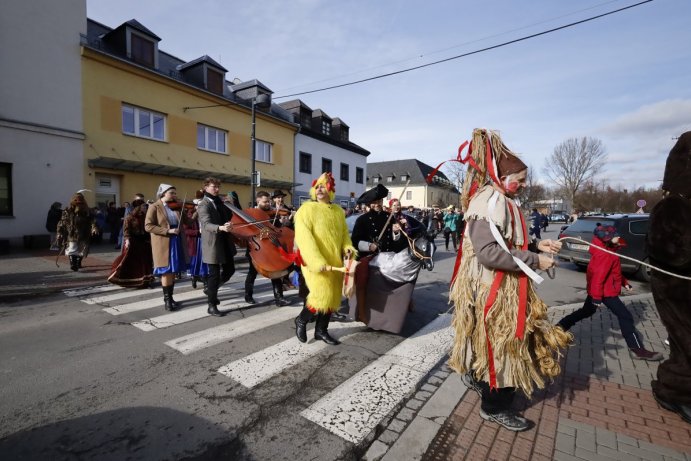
[165,200,195,212]
[226,203,295,279]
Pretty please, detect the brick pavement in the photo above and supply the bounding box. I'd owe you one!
[364,294,690,461]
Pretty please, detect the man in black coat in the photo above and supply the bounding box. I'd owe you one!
[351,184,407,258]
[648,132,691,424]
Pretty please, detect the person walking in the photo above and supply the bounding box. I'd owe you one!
[556,225,663,361]
[244,190,290,307]
[442,205,459,251]
[448,128,570,432]
[293,172,357,345]
[108,199,154,288]
[145,183,191,311]
[197,177,237,317]
[56,192,99,271]
[46,201,62,250]
[529,208,542,239]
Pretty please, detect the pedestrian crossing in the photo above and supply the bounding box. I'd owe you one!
[63,274,453,446]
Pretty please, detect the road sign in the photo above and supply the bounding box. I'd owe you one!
[636,199,646,208]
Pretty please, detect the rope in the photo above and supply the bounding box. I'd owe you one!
[398,227,433,261]
[557,236,691,281]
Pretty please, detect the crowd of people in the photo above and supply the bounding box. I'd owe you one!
[46,129,689,430]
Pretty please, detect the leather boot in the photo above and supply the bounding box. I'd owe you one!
[273,281,289,307]
[314,313,339,345]
[207,302,224,317]
[69,255,79,271]
[294,307,313,343]
[163,285,181,311]
[76,256,83,269]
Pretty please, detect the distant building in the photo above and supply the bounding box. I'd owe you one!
[279,100,369,208]
[366,160,460,209]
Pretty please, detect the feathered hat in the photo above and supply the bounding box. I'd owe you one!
[460,129,527,210]
[309,172,336,202]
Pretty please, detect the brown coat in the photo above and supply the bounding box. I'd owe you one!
[145,200,191,268]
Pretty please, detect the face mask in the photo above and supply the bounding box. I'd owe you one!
[504,177,520,194]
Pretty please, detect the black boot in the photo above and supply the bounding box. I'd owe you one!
[273,282,289,307]
[207,302,224,317]
[162,286,181,311]
[192,276,198,289]
[314,313,339,345]
[294,307,313,343]
[76,256,83,269]
[69,255,79,271]
[245,290,256,304]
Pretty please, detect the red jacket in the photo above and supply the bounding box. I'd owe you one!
[586,236,629,301]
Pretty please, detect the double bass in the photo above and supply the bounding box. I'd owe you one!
[225,202,295,279]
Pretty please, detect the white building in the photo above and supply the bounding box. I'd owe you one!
[0,0,86,247]
[279,100,369,208]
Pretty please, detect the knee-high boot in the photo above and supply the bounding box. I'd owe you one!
[294,307,313,343]
[69,255,79,271]
[315,313,339,345]
[273,280,289,306]
[162,285,181,311]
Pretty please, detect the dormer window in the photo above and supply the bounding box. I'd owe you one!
[207,69,223,95]
[301,113,312,128]
[129,32,156,68]
[340,127,349,142]
[322,120,331,136]
[373,176,380,184]
[387,175,395,183]
[401,174,408,181]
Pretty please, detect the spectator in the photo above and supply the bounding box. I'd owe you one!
[45,202,62,250]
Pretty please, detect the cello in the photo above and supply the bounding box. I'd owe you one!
[226,202,295,279]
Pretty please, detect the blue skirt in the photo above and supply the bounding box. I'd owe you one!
[188,237,209,278]
[153,234,187,275]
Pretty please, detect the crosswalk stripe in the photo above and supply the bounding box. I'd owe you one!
[83,281,192,304]
[63,284,121,297]
[165,306,299,355]
[131,292,277,331]
[218,322,367,388]
[300,313,453,444]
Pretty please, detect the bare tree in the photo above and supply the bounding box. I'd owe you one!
[517,166,547,208]
[542,137,607,206]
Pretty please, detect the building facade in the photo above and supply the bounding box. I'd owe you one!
[279,100,369,209]
[366,159,460,209]
[0,0,87,245]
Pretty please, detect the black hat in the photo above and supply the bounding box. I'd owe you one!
[271,189,287,198]
[357,183,389,205]
[662,131,691,196]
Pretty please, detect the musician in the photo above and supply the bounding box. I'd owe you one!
[351,184,407,258]
[244,190,290,306]
[145,184,193,311]
[270,189,294,227]
[197,177,236,317]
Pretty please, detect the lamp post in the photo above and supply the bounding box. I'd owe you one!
[250,93,271,206]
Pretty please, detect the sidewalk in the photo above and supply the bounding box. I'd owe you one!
[364,294,691,461]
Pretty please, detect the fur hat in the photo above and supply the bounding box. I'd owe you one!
[662,131,691,196]
[357,183,389,205]
[309,172,336,202]
[594,225,619,242]
[156,183,174,197]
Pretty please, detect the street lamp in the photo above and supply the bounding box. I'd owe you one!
[250,93,272,206]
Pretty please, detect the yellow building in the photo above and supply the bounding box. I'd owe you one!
[81,19,297,208]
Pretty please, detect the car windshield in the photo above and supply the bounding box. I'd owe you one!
[566,219,615,233]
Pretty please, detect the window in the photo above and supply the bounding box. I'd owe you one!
[340,127,349,142]
[322,158,332,173]
[406,191,412,200]
[197,124,227,153]
[301,113,312,128]
[356,167,364,184]
[130,33,155,67]
[207,69,223,95]
[629,219,649,235]
[255,140,272,163]
[373,176,379,184]
[322,120,331,135]
[387,176,394,183]
[299,152,312,174]
[340,163,349,181]
[122,104,165,141]
[0,163,12,216]
[401,174,408,182]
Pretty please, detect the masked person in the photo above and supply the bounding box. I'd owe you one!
[56,192,99,271]
[145,183,192,311]
[647,132,691,424]
[448,128,571,432]
[556,225,662,361]
[197,177,236,317]
[293,172,357,345]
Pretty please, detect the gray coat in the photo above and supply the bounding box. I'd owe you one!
[197,196,236,265]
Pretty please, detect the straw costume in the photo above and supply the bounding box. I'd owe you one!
[448,129,571,430]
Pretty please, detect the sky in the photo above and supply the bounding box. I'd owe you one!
[86,0,691,191]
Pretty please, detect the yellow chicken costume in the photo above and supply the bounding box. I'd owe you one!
[293,172,357,345]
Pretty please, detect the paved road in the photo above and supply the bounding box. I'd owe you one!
[0,232,651,460]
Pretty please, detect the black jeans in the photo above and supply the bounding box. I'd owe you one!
[207,261,235,300]
[558,296,641,348]
[478,380,516,414]
[245,258,282,296]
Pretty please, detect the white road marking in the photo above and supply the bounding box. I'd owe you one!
[300,314,453,444]
[83,281,192,304]
[63,284,121,297]
[218,322,367,388]
[165,306,299,355]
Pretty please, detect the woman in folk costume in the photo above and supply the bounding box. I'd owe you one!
[108,199,154,288]
[293,172,357,345]
[145,183,192,311]
[449,129,571,432]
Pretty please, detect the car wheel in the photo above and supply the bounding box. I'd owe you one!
[636,258,652,282]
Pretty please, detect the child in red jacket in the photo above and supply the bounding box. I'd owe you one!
[557,225,663,361]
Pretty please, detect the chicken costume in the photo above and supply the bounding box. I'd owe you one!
[293,172,357,345]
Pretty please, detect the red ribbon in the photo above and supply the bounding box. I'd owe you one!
[484,271,505,390]
[425,141,470,184]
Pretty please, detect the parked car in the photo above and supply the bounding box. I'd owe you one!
[549,213,569,223]
[557,214,650,281]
